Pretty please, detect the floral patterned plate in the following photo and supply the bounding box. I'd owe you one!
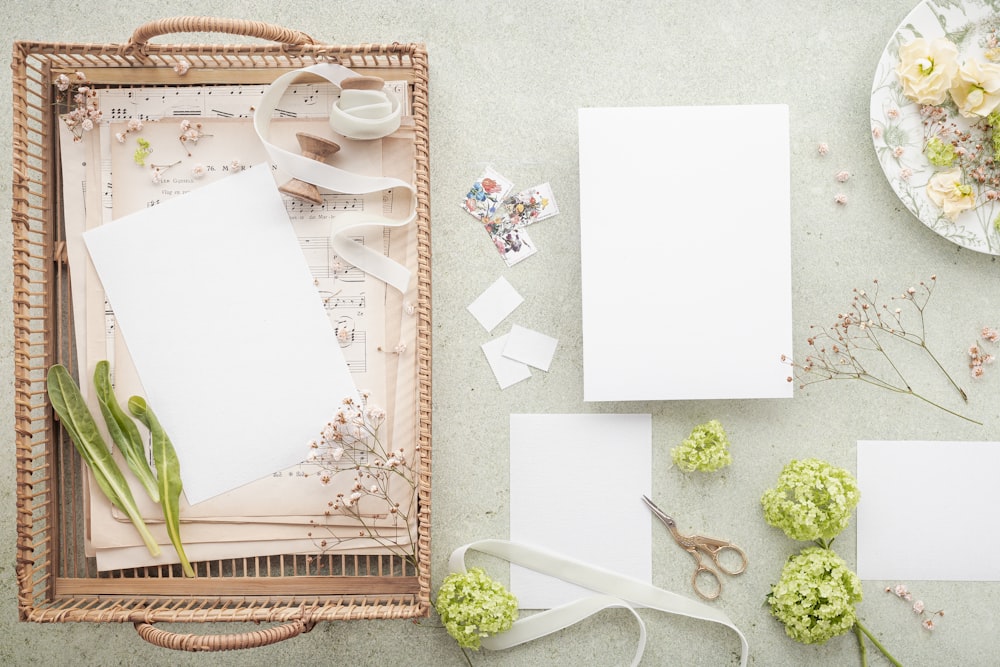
[871,0,1000,255]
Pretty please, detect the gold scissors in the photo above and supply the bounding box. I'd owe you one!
[642,495,748,601]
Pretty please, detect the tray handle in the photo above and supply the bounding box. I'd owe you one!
[134,619,316,652]
[128,16,316,49]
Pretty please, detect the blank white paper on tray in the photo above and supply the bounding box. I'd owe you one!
[83,164,355,504]
[857,440,1000,581]
[578,105,793,401]
[509,413,652,609]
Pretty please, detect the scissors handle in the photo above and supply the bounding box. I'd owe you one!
[690,558,723,601]
[698,538,748,576]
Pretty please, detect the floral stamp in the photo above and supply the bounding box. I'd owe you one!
[461,168,514,222]
[462,170,560,266]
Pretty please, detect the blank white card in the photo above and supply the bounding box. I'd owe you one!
[857,440,1000,580]
[578,105,793,401]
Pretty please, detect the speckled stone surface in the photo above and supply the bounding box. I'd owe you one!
[3,1,998,665]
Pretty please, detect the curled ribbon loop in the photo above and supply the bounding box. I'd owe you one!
[448,539,749,667]
[253,64,414,293]
[330,87,402,139]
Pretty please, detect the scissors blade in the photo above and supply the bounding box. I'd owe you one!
[641,495,676,528]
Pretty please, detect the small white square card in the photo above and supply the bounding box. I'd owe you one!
[482,335,532,389]
[503,324,558,372]
[468,276,524,332]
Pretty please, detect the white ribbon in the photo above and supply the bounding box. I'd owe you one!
[253,64,415,293]
[448,540,749,667]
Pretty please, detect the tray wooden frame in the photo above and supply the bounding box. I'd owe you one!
[11,17,432,644]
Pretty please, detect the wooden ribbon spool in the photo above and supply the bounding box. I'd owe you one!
[278,132,341,205]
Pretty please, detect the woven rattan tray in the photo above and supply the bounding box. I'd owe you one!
[12,17,431,650]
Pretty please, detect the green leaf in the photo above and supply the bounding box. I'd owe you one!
[46,364,161,557]
[93,361,160,503]
[128,396,194,578]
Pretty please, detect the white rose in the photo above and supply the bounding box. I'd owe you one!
[896,38,959,105]
[950,58,1000,117]
[926,168,975,220]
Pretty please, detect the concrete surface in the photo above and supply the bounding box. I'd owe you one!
[2,1,998,665]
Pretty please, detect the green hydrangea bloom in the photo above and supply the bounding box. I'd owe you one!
[435,568,518,650]
[924,136,956,167]
[760,458,860,543]
[671,419,733,472]
[767,547,863,645]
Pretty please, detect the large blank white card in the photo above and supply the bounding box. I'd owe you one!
[578,105,793,401]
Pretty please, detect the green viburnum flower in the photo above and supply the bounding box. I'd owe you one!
[767,546,863,645]
[924,136,957,167]
[435,568,518,650]
[671,419,733,472]
[133,137,152,166]
[760,458,860,543]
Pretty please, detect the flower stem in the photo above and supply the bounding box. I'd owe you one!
[920,341,969,402]
[855,619,903,667]
[906,388,982,425]
[854,622,868,667]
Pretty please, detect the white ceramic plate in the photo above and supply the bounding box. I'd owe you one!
[871,0,1000,254]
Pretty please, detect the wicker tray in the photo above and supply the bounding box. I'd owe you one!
[12,17,431,650]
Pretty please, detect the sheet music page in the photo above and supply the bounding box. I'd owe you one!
[66,83,418,562]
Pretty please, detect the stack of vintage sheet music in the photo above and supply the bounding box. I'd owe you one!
[58,79,420,571]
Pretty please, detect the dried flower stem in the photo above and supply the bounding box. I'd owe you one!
[785,276,981,425]
[305,395,418,563]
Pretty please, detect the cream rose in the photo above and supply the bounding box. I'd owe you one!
[896,37,959,105]
[949,58,1000,117]
[926,168,975,221]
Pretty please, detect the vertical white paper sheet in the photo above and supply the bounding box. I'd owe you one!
[857,440,1000,581]
[510,413,652,608]
[578,105,793,401]
[83,164,356,504]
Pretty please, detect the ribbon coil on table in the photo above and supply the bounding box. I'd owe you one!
[252,64,414,293]
[448,540,750,667]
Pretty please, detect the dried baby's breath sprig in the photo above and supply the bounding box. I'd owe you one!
[55,71,101,141]
[783,275,981,425]
[304,394,418,562]
[114,118,145,145]
[178,119,210,156]
[886,584,945,631]
[133,138,153,166]
[150,161,180,184]
[968,326,999,378]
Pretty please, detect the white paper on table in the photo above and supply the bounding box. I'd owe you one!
[83,164,356,504]
[857,440,1000,581]
[482,335,532,389]
[509,413,652,608]
[503,324,558,372]
[578,104,793,401]
[468,276,524,332]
